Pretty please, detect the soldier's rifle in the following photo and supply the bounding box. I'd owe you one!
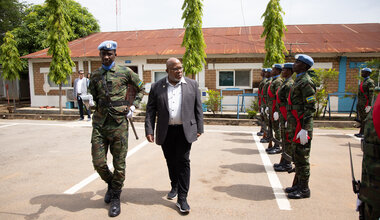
[348,142,365,219]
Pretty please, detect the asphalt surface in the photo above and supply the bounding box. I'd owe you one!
[0,119,362,220]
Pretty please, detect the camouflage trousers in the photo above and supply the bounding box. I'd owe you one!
[91,115,129,190]
[357,104,369,125]
[280,120,293,162]
[293,140,311,183]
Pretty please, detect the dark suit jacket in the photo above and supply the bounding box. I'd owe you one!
[145,77,204,145]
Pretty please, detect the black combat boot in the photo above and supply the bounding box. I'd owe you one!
[287,180,310,199]
[109,189,122,217]
[274,161,292,172]
[268,144,281,154]
[285,175,298,193]
[104,183,112,204]
[273,157,284,168]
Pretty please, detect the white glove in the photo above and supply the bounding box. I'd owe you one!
[285,122,287,128]
[365,106,372,113]
[126,105,135,118]
[265,107,269,116]
[261,107,264,114]
[296,129,309,145]
[273,112,279,121]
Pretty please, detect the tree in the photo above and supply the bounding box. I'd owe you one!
[0,31,22,109]
[45,0,75,114]
[0,0,28,45]
[181,0,207,78]
[12,0,100,58]
[261,0,287,67]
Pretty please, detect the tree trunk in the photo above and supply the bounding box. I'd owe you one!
[59,84,63,114]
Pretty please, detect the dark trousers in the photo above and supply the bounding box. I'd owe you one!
[161,125,192,199]
[77,95,91,119]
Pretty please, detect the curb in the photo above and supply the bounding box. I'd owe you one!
[0,113,359,128]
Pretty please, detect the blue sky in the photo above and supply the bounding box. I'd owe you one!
[25,0,380,32]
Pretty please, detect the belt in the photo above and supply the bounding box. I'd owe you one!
[98,100,130,107]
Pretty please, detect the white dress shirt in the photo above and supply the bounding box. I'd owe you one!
[167,77,187,125]
[77,78,84,94]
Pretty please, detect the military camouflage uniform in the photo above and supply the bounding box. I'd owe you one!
[277,77,294,160]
[262,77,272,139]
[357,77,375,130]
[359,96,380,219]
[89,65,144,190]
[286,72,316,184]
[268,75,283,143]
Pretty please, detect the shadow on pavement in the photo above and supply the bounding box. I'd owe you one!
[26,192,105,220]
[213,184,275,201]
[224,138,254,144]
[339,142,361,149]
[222,148,259,155]
[220,163,265,174]
[224,132,252,136]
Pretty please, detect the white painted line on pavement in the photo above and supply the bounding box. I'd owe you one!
[252,133,292,211]
[0,123,17,129]
[64,140,149,194]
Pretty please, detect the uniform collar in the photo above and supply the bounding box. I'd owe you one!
[272,74,280,79]
[102,61,115,71]
[364,76,370,80]
[296,72,306,78]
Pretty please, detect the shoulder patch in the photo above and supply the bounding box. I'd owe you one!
[138,81,143,88]
[306,95,316,103]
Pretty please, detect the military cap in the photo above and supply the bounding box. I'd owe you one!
[361,67,372,73]
[262,68,267,71]
[266,68,272,72]
[283,63,293,69]
[272,64,283,70]
[295,54,314,67]
[98,40,117,51]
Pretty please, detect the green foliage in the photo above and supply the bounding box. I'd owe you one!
[46,0,75,86]
[204,90,222,114]
[181,0,207,76]
[0,0,28,45]
[0,32,22,82]
[310,68,339,118]
[365,59,380,87]
[246,99,259,119]
[261,0,287,67]
[12,0,99,57]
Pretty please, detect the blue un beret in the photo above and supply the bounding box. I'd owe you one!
[283,63,293,69]
[262,68,267,71]
[272,64,283,70]
[266,68,272,72]
[361,68,372,73]
[98,40,117,51]
[295,54,314,67]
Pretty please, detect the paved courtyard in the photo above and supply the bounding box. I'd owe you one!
[0,119,362,219]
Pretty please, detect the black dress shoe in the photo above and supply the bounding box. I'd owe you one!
[265,146,275,152]
[176,198,190,213]
[274,163,292,172]
[257,132,264,136]
[167,187,178,200]
[354,133,364,138]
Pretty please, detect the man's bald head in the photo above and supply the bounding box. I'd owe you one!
[166,57,181,69]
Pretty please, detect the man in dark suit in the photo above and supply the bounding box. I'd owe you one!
[145,57,204,214]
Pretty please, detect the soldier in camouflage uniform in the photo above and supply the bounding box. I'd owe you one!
[89,40,144,217]
[274,63,294,172]
[285,54,316,199]
[355,68,375,138]
[257,68,266,137]
[358,94,380,219]
[267,64,283,154]
[260,68,272,144]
